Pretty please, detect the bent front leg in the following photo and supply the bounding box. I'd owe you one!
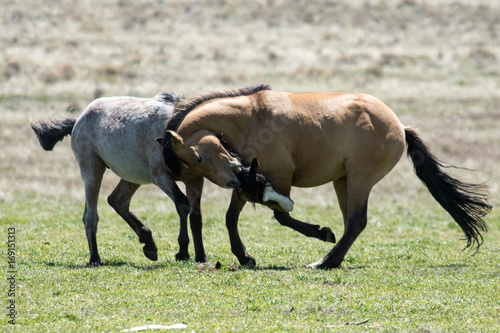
[273,210,336,243]
[226,191,255,266]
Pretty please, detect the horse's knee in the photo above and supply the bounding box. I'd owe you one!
[226,207,242,229]
[175,196,190,218]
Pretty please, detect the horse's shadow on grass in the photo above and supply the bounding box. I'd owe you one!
[42,259,176,270]
[249,265,291,271]
[42,260,371,271]
[42,260,296,271]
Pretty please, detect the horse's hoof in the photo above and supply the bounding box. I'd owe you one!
[306,259,340,270]
[88,261,103,267]
[321,227,336,243]
[175,251,190,261]
[240,254,256,268]
[195,255,209,263]
[143,247,158,261]
[197,262,215,269]
[306,259,324,269]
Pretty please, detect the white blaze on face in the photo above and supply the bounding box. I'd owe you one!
[262,185,294,212]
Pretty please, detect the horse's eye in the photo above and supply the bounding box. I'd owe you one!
[191,147,202,164]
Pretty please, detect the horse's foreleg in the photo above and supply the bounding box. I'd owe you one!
[172,188,190,261]
[108,180,158,261]
[226,191,255,266]
[186,176,208,263]
[273,211,336,243]
[153,172,190,261]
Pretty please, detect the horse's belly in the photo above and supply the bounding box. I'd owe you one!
[292,160,346,187]
[98,131,164,185]
[107,161,153,185]
[100,144,155,184]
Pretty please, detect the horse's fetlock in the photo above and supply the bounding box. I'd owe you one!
[175,251,190,261]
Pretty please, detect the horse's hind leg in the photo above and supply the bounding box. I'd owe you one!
[273,211,336,243]
[107,180,158,261]
[308,176,370,269]
[79,158,106,267]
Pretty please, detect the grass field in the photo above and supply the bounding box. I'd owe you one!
[1,0,499,332]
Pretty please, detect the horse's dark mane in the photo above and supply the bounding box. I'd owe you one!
[217,134,240,162]
[162,84,272,178]
[166,83,271,134]
[155,92,183,104]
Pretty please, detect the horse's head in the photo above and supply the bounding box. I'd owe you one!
[167,130,242,188]
[164,130,294,212]
[236,158,294,213]
[236,158,266,203]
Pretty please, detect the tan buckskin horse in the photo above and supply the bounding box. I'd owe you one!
[162,84,491,269]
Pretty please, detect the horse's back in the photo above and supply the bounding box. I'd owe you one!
[71,95,175,184]
[251,91,406,187]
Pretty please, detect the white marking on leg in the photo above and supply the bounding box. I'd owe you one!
[263,185,294,212]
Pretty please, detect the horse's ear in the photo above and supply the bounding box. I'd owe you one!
[155,137,164,146]
[167,130,184,148]
[251,158,260,170]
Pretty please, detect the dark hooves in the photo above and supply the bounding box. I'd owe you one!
[143,247,158,261]
[240,253,257,267]
[195,256,209,263]
[88,261,103,267]
[175,251,190,261]
[320,227,336,243]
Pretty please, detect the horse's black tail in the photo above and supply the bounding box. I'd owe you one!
[405,127,491,250]
[30,118,76,151]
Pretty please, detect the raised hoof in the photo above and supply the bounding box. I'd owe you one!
[321,227,336,243]
[143,247,158,261]
[175,251,190,261]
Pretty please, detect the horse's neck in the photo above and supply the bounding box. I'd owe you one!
[183,106,250,142]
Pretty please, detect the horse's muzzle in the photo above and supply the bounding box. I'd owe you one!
[227,179,241,188]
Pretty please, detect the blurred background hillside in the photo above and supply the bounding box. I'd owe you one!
[1,0,498,206]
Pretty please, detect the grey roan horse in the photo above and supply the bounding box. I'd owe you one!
[31,92,194,266]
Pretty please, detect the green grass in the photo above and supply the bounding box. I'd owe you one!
[2,193,499,332]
